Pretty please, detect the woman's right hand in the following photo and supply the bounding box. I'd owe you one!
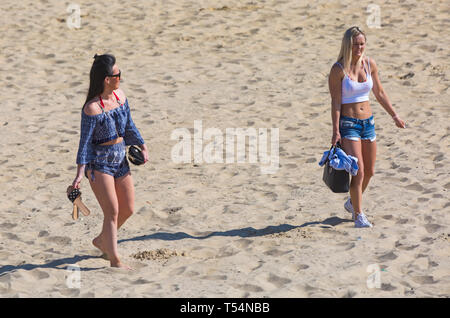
[331,131,341,146]
[72,174,83,189]
[392,115,406,128]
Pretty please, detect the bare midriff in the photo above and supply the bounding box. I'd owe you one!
[100,137,123,146]
[341,101,372,119]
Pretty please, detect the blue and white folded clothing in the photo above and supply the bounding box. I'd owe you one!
[318,147,359,176]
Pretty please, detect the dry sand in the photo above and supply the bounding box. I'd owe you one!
[0,0,449,297]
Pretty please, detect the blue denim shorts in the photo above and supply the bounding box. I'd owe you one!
[85,140,130,181]
[339,115,376,142]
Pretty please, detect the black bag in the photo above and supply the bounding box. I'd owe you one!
[128,145,145,165]
[322,144,350,193]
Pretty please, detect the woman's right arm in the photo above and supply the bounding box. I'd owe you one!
[73,103,99,188]
[328,64,343,146]
[72,164,86,189]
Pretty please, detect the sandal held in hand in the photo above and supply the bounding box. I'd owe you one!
[66,185,91,220]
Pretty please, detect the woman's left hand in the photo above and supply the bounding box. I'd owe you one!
[142,149,149,164]
[393,115,406,128]
[140,145,149,164]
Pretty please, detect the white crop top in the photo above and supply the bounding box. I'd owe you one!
[336,57,373,104]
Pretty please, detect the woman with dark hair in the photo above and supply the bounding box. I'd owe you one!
[328,26,406,228]
[72,54,148,269]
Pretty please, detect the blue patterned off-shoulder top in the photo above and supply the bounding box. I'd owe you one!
[76,92,145,165]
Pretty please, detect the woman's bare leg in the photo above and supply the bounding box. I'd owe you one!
[91,172,134,264]
[341,138,364,216]
[361,139,377,193]
[87,169,130,269]
[114,172,135,230]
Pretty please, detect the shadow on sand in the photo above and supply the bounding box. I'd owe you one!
[0,216,351,277]
[0,254,104,277]
[118,216,352,243]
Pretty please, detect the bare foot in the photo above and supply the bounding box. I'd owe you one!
[111,260,133,270]
[92,235,109,260]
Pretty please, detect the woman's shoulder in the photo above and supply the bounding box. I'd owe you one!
[83,97,102,116]
[331,58,345,70]
[330,60,345,78]
[366,56,378,66]
[366,56,378,73]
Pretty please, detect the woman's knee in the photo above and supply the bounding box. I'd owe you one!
[364,168,375,178]
[105,207,120,222]
[121,205,134,218]
[96,197,120,222]
[352,169,365,186]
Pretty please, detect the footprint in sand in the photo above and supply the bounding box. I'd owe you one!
[263,248,292,257]
[233,238,253,249]
[395,218,410,224]
[202,274,227,281]
[45,236,72,246]
[424,224,443,233]
[405,182,424,192]
[69,81,83,88]
[168,266,187,276]
[45,173,60,179]
[57,129,78,135]
[337,242,356,251]
[381,283,397,291]
[267,273,292,288]
[377,251,398,262]
[234,283,264,293]
[421,237,434,244]
[412,275,438,284]
[0,222,18,230]
[38,230,49,237]
[30,269,51,280]
[298,264,309,270]
[395,240,419,250]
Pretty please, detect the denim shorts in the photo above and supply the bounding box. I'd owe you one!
[339,115,377,142]
[85,140,130,181]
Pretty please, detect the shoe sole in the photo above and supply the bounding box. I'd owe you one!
[355,223,373,228]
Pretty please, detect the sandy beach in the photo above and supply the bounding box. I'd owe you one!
[0,0,449,298]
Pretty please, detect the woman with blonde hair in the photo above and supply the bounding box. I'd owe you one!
[328,26,405,228]
[72,54,149,268]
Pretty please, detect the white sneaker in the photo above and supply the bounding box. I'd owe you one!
[344,198,355,220]
[354,212,373,228]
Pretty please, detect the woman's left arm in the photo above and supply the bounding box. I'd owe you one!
[117,89,149,163]
[126,107,149,163]
[370,58,406,128]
